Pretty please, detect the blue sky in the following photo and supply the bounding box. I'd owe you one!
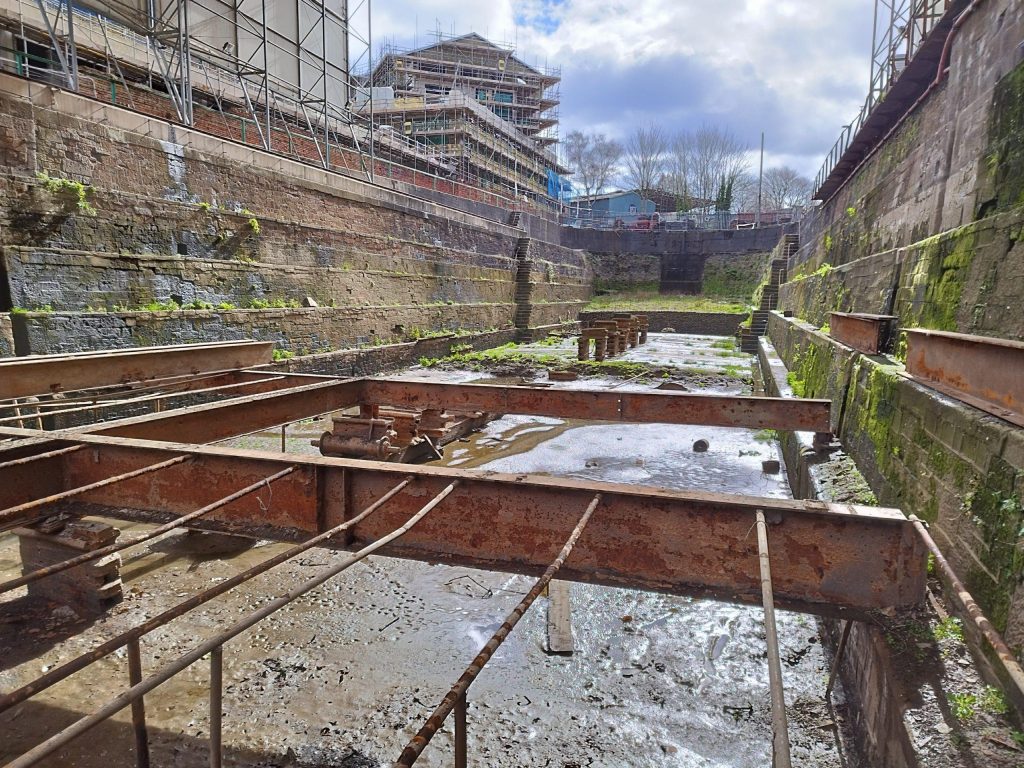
[369,1,877,179]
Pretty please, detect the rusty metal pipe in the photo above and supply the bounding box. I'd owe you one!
[909,515,1024,707]
[209,646,223,768]
[825,620,853,701]
[755,510,792,768]
[0,455,190,527]
[127,639,150,768]
[0,444,84,469]
[935,0,986,86]
[393,493,602,767]
[0,467,298,595]
[2,481,458,768]
[0,476,416,714]
[454,692,467,768]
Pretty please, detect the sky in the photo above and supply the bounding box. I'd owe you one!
[366,1,877,180]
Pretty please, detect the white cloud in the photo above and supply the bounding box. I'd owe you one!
[370,1,876,177]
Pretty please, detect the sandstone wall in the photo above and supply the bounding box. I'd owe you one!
[0,312,12,356]
[0,74,591,354]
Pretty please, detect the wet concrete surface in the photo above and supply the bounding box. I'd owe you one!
[0,333,847,767]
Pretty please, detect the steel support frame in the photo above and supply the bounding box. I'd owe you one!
[0,428,927,617]
[0,341,276,400]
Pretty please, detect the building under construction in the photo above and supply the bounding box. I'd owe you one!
[367,33,568,202]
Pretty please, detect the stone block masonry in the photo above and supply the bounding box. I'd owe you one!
[768,312,1024,654]
[11,304,515,356]
[0,74,592,354]
[566,225,784,295]
[0,313,13,356]
[2,247,517,312]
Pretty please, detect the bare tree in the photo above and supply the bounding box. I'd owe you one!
[622,124,669,195]
[564,130,623,199]
[663,132,693,211]
[762,166,812,211]
[686,125,749,213]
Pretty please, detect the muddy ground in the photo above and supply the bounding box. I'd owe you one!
[3,334,847,767]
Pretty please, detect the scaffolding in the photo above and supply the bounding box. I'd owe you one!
[0,0,562,208]
[364,31,565,200]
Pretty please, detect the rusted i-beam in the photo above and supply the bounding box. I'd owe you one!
[755,510,792,768]
[0,466,298,594]
[0,444,84,469]
[0,341,275,400]
[0,454,190,528]
[393,493,603,767]
[359,379,833,433]
[2,481,457,768]
[0,475,416,714]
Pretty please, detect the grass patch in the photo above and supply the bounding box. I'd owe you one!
[586,291,748,314]
[933,616,964,643]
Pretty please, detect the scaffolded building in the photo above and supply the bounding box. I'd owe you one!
[367,33,567,202]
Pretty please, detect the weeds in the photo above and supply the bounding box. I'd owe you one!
[586,291,748,314]
[248,298,300,309]
[36,172,96,215]
[949,692,977,721]
[933,616,964,643]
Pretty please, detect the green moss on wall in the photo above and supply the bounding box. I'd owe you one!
[962,458,1024,633]
[983,60,1024,213]
[901,221,978,331]
[703,251,771,299]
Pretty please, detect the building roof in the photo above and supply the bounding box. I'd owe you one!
[380,32,555,81]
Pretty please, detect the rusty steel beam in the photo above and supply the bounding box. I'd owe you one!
[829,312,897,355]
[0,341,275,400]
[905,329,1024,428]
[395,493,603,766]
[0,430,926,617]
[0,373,293,427]
[0,466,298,594]
[0,476,416,715]
[358,379,833,433]
[77,379,361,444]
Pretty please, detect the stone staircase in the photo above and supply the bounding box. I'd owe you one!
[507,210,523,228]
[739,233,797,353]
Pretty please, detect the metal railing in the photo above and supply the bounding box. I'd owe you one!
[560,209,804,232]
[813,0,954,197]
